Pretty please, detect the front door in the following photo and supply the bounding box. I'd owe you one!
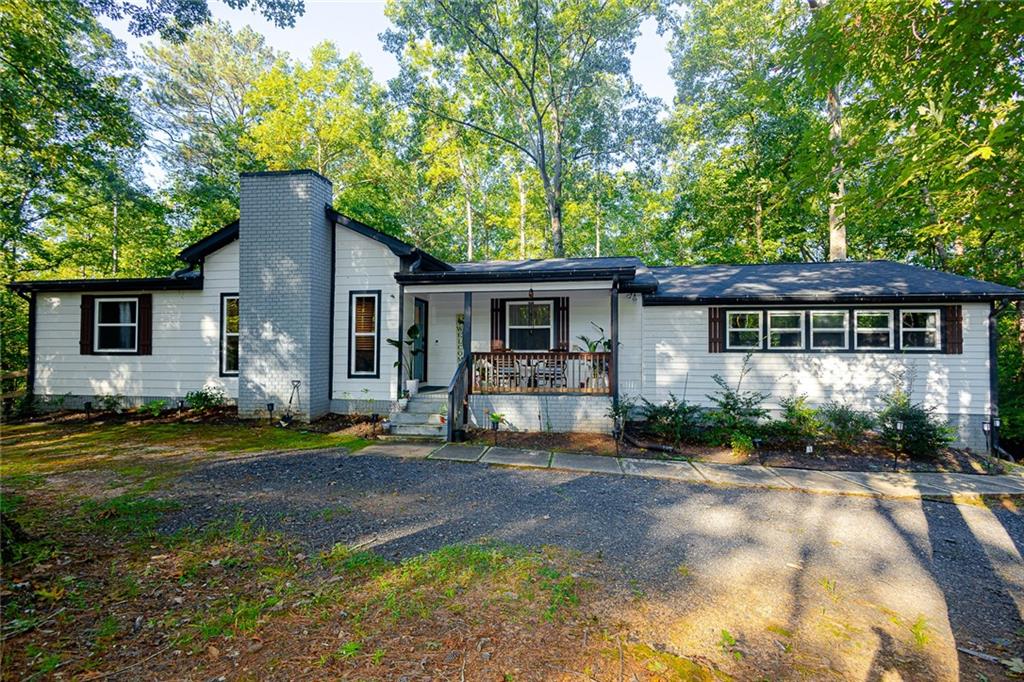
[413,298,428,383]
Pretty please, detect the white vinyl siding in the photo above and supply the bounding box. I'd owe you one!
[332,227,401,401]
[33,239,240,400]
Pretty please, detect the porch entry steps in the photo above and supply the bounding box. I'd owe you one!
[388,391,448,439]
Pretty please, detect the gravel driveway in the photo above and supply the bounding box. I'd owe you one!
[161,449,1024,679]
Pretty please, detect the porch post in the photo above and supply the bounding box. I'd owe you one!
[610,279,619,409]
[463,292,472,362]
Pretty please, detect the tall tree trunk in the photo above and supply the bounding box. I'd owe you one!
[826,85,846,261]
[111,198,119,275]
[457,153,474,260]
[539,174,563,257]
[753,193,764,258]
[595,209,601,257]
[517,173,527,260]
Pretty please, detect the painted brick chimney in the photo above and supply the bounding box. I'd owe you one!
[237,170,333,421]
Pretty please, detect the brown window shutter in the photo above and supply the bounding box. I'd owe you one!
[138,294,153,355]
[942,304,963,354]
[708,307,723,353]
[490,298,506,350]
[80,295,95,354]
[555,296,569,350]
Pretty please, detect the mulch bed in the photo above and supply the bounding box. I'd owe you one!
[468,427,1003,474]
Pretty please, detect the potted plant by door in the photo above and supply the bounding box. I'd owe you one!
[397,390,410,411]
[387,324,423,396]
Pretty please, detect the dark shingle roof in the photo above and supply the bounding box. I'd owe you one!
[645,261,1024,304]
[397,257,658,290]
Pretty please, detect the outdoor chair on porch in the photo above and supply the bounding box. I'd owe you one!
[533,353,568,389]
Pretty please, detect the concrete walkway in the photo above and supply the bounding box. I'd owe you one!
[355,442,1024,499]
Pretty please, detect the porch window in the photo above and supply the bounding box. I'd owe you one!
[350,292,380,376]
[726,311,762,349]
[901,309,940,350]
[94,298,138,352]
[810,311,848,350]
[506,301,553,351]
[767,311,803,349]
[221,294,239,375]
[854,310,893,349]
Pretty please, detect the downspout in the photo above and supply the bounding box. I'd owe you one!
[327,219,337,404]
[990,299,1014,459]
[12,289,36,407]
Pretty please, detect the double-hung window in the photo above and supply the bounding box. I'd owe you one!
[506,301,553,351]
[767,311,803,349]
[854,310,893,349]
[95,298,138,352]
[726,311,762,349]
[350,292,380,376]
[221,295,239,375]
[810,311,848,350]
[901,309,941,350]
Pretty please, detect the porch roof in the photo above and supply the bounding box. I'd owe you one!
[394,256,659,291]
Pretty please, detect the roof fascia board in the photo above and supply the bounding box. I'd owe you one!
[403,280,617,295]
[642,292,1024,306]
[395,267,636,286]
[9,277,204,294]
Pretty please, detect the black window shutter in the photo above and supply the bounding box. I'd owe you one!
[80,295,95,355]
[555,296,569,350]
[490,298,506,350]
[709,307,723,353]
[137,294,153,355]
[942,305,963,354]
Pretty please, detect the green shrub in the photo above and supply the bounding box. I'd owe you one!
[705,360,768,444]
[94,393,124,413]
[605,394,638,442]
[639,393,704,449]
[139,399,167,417]
[184,386,227,411]
[819,401,874,447]
[876,389,955,459]
[730,432,754,458]
[768,395,821,445]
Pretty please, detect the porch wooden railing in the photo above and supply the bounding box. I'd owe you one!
[471,351,611,394]
[446,355,472,440]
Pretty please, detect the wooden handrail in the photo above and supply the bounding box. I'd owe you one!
[1,369,28,381]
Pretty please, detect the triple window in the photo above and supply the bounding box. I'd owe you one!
[723,308,942,352]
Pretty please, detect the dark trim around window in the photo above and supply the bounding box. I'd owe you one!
[219,292,239,377]
[348,289,381,379]
[716,306,953,354]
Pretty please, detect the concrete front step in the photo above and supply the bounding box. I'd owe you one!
[391,411,444,425]
[390,423,446,437]
[403,398,448,414]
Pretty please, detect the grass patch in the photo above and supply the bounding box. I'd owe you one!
[80,495,180,534]
[0,420,370,479]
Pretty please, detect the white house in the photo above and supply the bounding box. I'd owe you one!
[11,170,1023,450]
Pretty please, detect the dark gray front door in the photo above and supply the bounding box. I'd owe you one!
[413,298,428,382]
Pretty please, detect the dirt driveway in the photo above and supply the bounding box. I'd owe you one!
[159,449,1024,680]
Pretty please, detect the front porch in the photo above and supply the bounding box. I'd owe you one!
[398,282,621,439]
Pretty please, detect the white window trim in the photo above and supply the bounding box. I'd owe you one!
[350,293,380,376]
[900,308,942,350]
[222,295,239,376]
[809,310,849,350]
[505,300,554,351]
[853,310,894,350]
[767,310,804,349]
[725,310,763,350]
[94,297,138,353]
